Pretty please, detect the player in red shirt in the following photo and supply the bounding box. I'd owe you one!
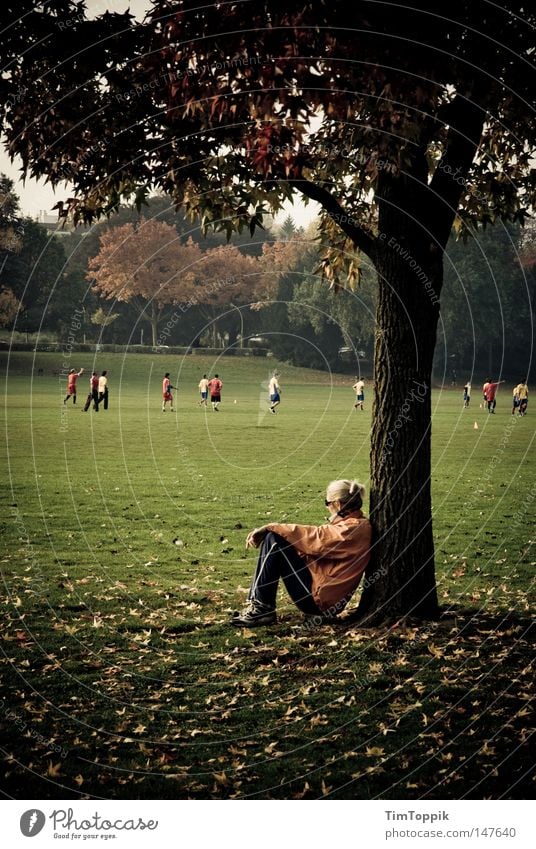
[162,372,176,412]
[485,379,505,413]
[84,372,100,412]
[208,374,223,411]
[63,368,84,405]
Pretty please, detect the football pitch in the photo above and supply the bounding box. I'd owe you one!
[1,352,534,799]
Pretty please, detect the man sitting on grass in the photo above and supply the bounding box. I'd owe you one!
[232,479,372,626]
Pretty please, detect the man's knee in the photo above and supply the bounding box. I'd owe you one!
[262,531,284,548]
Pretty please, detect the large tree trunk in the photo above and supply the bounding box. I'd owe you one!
[356,248,441,623]
[353,160,443,625]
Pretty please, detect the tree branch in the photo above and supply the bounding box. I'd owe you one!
[429,94,486,247]
[293,178,377,260]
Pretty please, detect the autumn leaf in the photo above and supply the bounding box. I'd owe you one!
[212,771,230,787]
[293,781,311,799]
[46,761,62,778]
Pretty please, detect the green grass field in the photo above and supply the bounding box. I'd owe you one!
[1,351,534,799]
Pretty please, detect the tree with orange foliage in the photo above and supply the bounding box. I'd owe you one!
[182,244,257,347]
[87,218,289,347]
[87,218,202,346]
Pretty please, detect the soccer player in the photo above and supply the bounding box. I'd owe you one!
[485,378,505,413]
[98,370,109,410]
[208,374,223,411]
[198,374,209,406]
[512,384,520,416]
[353,376,365,410]
[268,372,281,414]
[482,379,490,409]
[63,367,84,405]
[162,372,176,412]
[463,381,471,408]
[83,372,100,412]
[514,380,529,416]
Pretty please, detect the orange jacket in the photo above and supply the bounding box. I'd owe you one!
[265,511,372,612]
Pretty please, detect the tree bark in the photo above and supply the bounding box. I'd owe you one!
[351,159,443,625]
[150,302,158,347]
[354,247,441,624]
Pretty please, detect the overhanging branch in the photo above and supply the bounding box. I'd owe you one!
[293,178,377,260]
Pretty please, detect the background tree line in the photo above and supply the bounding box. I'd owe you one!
[1,174,533,379]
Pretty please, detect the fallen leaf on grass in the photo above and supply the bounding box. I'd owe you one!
[46,761,62,778]
[365,746,385,757]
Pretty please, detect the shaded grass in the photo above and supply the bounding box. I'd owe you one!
[0,352,534,799]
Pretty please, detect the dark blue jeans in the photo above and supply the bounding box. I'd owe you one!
[248,532,322,614]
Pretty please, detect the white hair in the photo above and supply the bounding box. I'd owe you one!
[326,479,366,511]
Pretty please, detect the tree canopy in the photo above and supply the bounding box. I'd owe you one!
[87,215,296,346]
[1,3,533,248]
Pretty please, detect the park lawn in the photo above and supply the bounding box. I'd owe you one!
[0,352,534,799]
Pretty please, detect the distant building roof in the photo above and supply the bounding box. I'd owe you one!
[35,210,75,235]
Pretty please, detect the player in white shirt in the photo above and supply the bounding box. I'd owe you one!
[353,377,365,410]
[268,372,281,414]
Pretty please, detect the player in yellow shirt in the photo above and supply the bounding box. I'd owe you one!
[514,380,529,416]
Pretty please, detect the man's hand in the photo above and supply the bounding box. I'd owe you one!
[245,527,268,549]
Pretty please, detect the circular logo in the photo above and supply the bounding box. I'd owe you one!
[20,810,46,837]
